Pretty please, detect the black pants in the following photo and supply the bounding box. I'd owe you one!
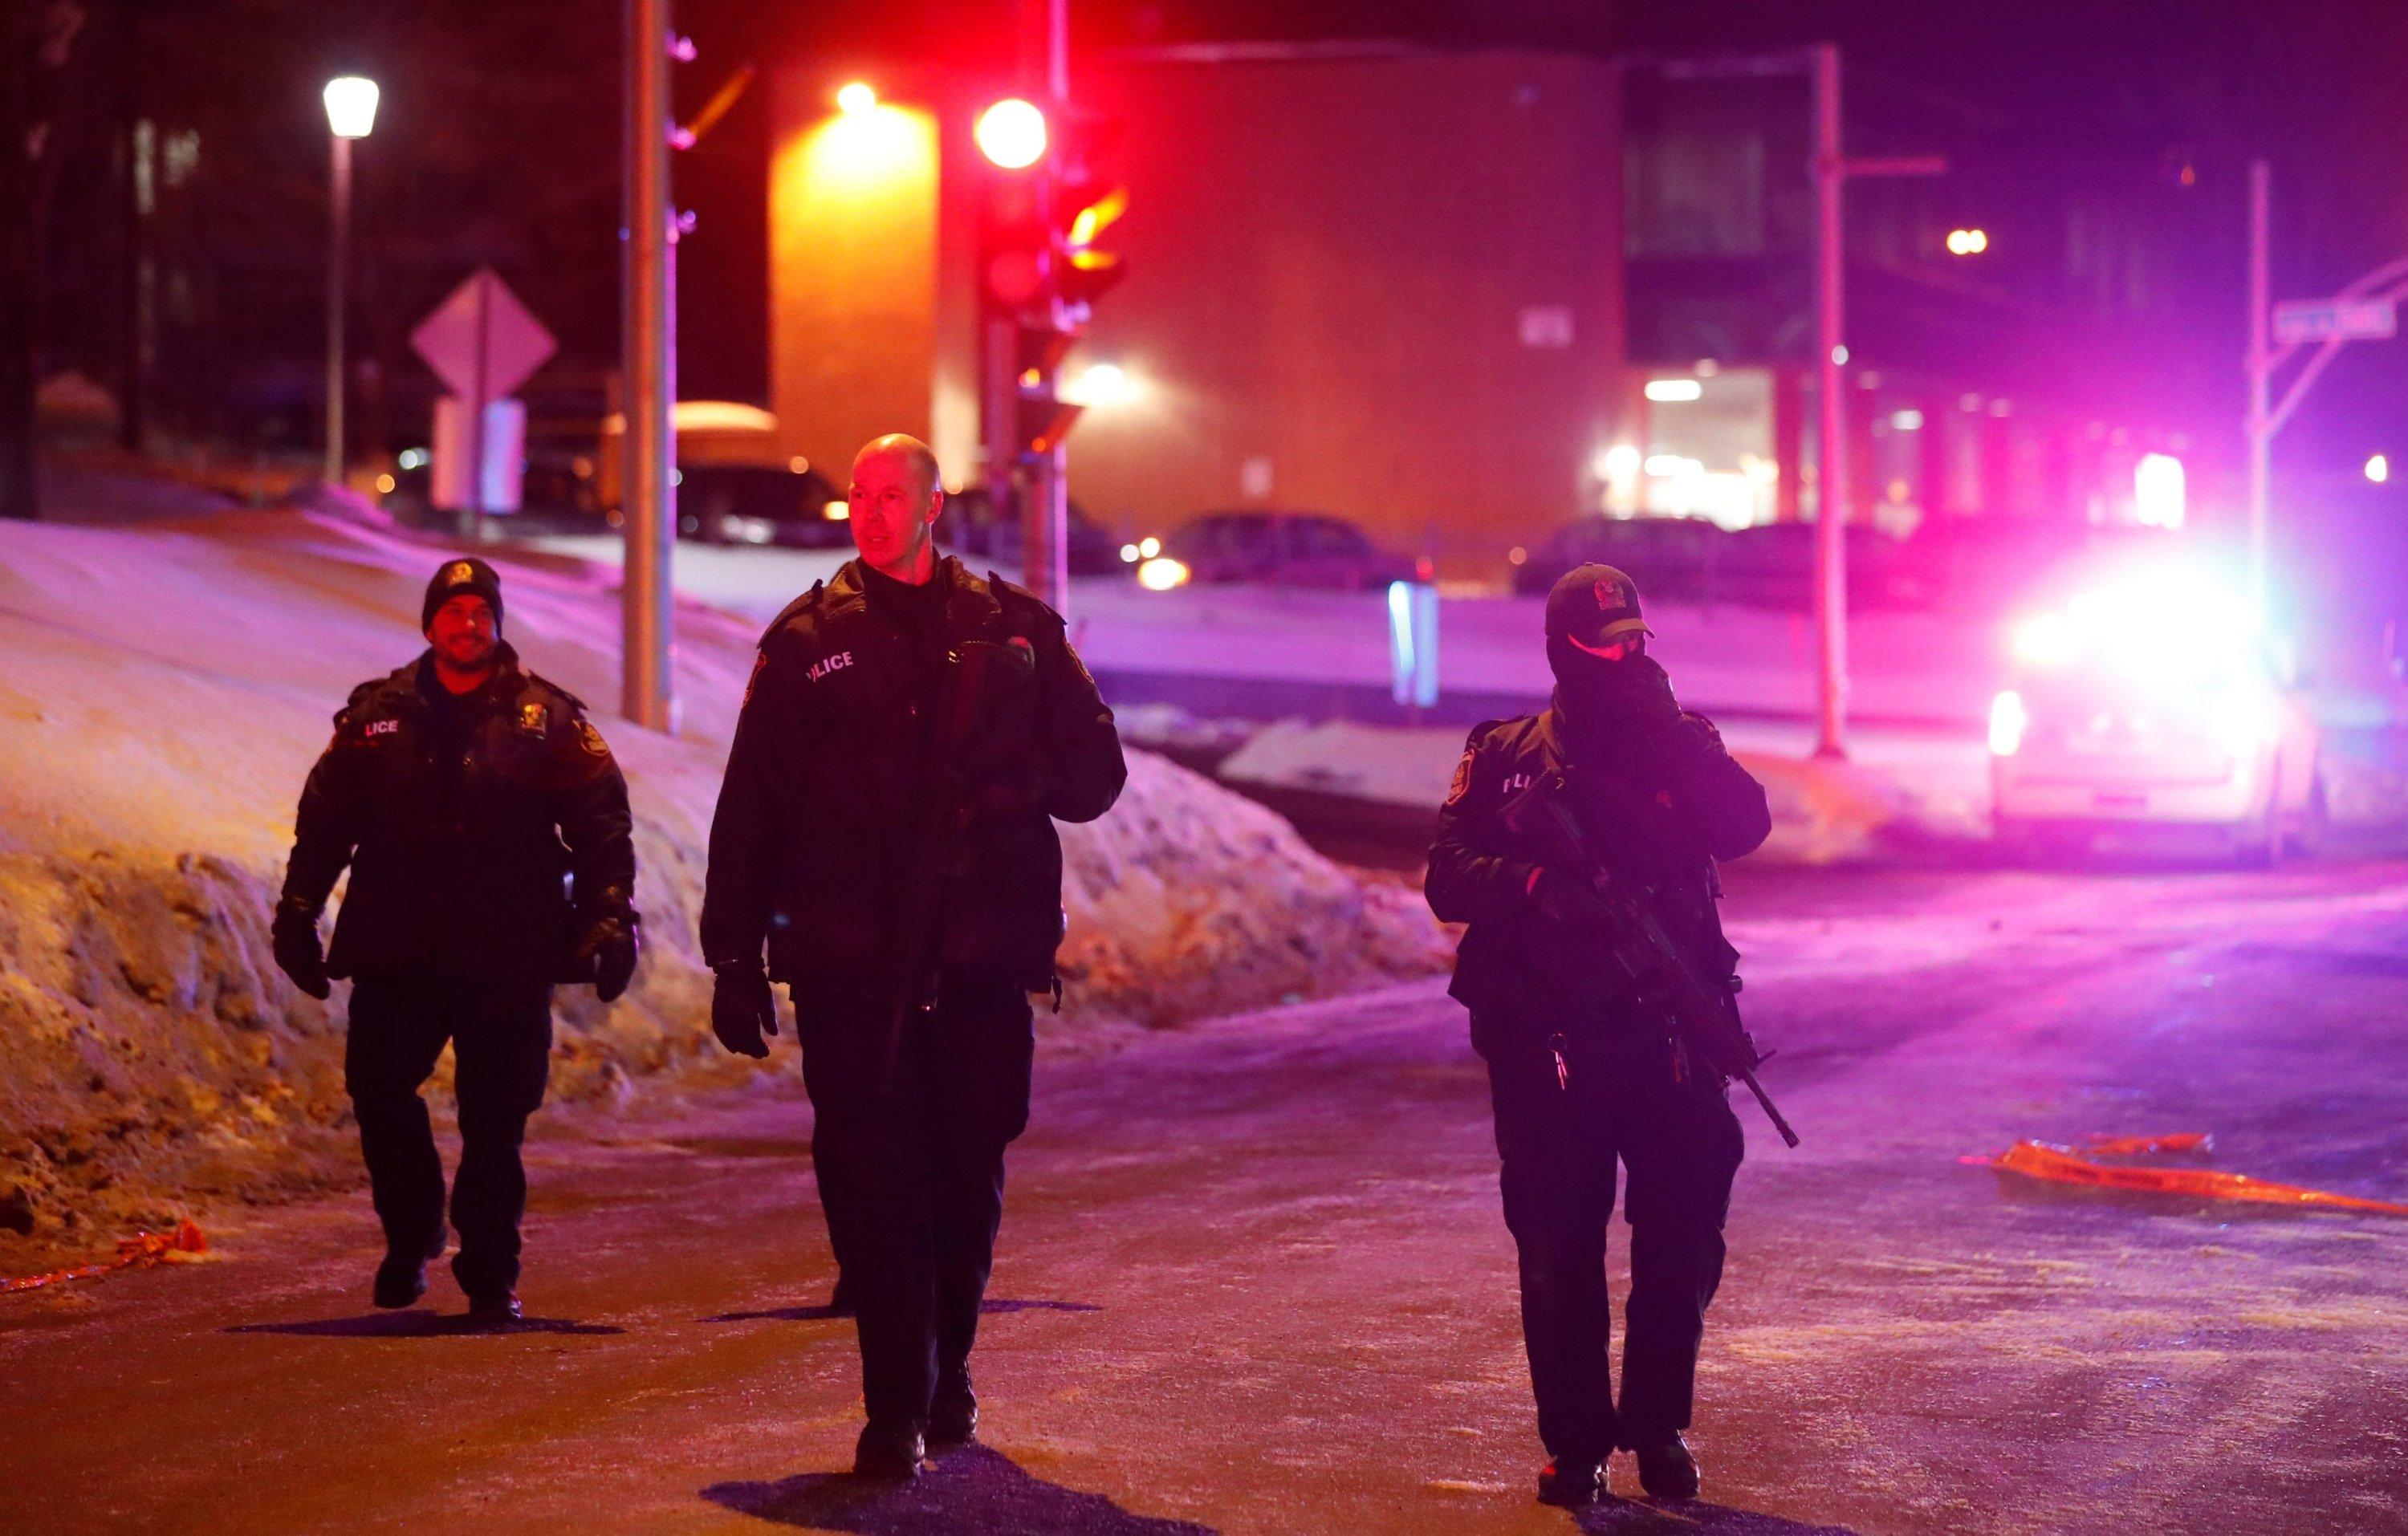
[1484,1017,1745,1463]
[797,971,1035,1431]
[345,973,554,1298]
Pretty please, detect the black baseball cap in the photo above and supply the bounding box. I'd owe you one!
[1544,563,1649,651]
[421,557,504,633]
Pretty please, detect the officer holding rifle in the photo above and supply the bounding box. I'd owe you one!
[1427,563,1775,1507]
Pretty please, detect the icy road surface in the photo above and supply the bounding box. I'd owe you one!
[5,861,2407,1534]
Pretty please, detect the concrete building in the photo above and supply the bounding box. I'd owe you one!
[767,45,1627,579]
[763,43,2204,584]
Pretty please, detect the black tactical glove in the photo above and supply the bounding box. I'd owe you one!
[271,897,332,1000]
[710,961,779,1059]
[1530,867,1614,936]
[1623,656,1684,731]
[575,914,641,1003]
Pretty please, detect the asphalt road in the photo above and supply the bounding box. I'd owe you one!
[6,859,2407,1534]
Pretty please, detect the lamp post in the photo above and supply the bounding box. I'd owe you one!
[322,75,379,488]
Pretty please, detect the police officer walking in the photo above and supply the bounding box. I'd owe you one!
[274,558,638,1323]
[1426,563,1771,1506]
[701,434,1125,1479]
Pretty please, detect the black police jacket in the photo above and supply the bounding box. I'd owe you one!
[281,642,637,981]
[1426,701,1771,1031]
[699,556,1128,992]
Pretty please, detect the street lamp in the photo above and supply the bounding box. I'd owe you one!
[322,75,378,486]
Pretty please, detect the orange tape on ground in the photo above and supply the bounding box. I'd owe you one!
[1990,1141,2408,1216]
[2083,1132,2213,1156]
[1,1219,208,1295]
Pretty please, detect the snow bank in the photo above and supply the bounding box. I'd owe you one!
[1214,715,1994,863]
[0,510,1445,1254]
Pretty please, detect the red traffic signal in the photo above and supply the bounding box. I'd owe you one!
[979,173,1049,312]
[976,98,1047,169]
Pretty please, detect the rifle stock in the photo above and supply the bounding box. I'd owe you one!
[1503,769,1801,1148]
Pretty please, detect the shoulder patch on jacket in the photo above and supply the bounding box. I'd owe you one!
[1445,719,1509,808]
[576,717,611,758]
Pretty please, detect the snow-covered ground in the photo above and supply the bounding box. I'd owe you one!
[0,506,1446,1260]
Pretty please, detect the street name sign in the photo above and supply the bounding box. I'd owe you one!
[2272,298,2397,345]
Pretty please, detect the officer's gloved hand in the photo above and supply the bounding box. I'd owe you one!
[576,913,641,1003]
[1530,867,1612,935]
[1623,656,1684,731]
[271,897,332,1000]
[710,961,779,1059]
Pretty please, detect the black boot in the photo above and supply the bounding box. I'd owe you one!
[1537,1457,1604,1508]
[465,1289,523,1326]
[853,1420,925,1480]
[372,1251,428,1310]
[1631,1431,1701,1500]
[929,1370,978,1449]
[372,1227,447,1309]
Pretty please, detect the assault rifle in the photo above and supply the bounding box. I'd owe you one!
[881,640,1009,1090]
[1498,767,1801,1148]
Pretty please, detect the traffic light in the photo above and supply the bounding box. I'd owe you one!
[973,97,1128,461]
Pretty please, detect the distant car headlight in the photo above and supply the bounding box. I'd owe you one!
[1137,556,1191,591]
[1989,689,2028,757]
[1120,542,1141,563]
[2211,683,2280,757]
[1139,535,1162,559]
[729,516,774,545]
[2011,612,2081,668]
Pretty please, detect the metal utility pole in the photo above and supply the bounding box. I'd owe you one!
[2237,159,2406,612]
[1007,0,1072,616]
[1803,43,1942,759]
[620,0,675,731]
[0,0,41,521]
[2245,159,2272,612]
[1810,44,1848,760]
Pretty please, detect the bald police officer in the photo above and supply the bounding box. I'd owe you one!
[702,435,1126,1478]
[275,558,638,1322]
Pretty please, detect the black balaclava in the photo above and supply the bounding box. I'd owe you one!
[1544,563,1676,760]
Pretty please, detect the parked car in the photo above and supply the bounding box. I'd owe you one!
[675,462,848,547]
[1891,515,2126,614]
[939,486,1129,576]
[1512,515,1725,599]
[1988,559,2324,863]
[380,449,612,538]
[1716,522,1912,608]
[1160,510,1418,590]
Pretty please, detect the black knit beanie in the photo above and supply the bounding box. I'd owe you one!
[421,557,504,634]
